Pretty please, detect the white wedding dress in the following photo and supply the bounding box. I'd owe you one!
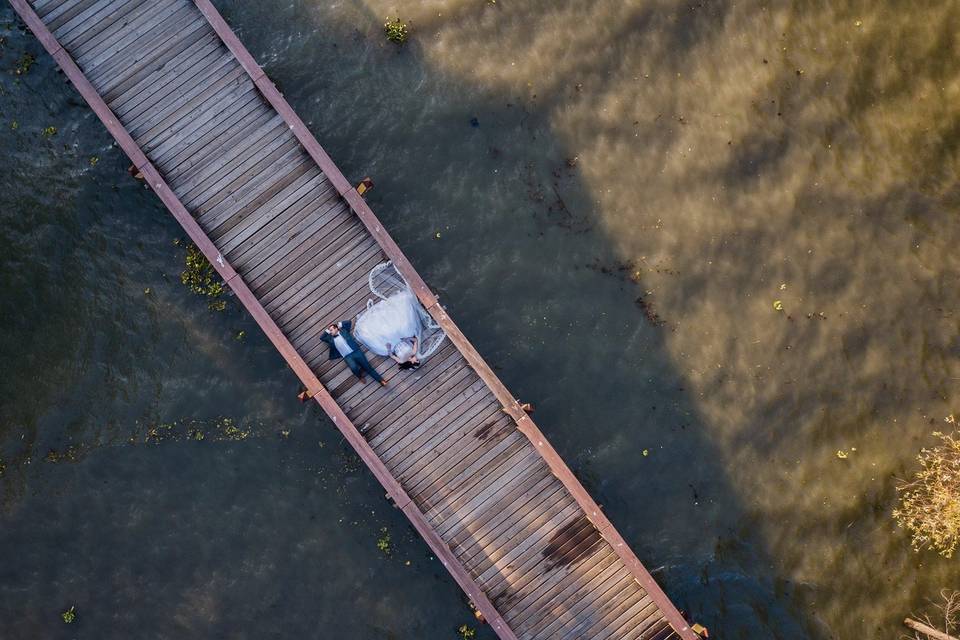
[353,262,446,360]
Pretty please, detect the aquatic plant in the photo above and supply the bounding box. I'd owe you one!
[894,429,960,557]
[14,52,34,75]
[383,17,408,44]
[180,244,227,311]
[458,625,477,639]
[61,606,76,624]
[376,527,392,555]
[10,120,17,130]
[41,125,56,138]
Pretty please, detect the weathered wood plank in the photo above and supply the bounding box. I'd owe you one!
[388,397,503,480]
[508,550,621,632]
[58,0,142,49]
[110,33,222,115]
[222,177,334,262]
[146,86,262,159]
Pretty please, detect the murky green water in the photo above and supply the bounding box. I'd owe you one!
[2,1,959,638]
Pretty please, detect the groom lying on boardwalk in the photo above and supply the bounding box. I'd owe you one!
[321,320,388,387]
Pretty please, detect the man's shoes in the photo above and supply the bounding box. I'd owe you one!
[358,374,366,383]
[379,378,389,387]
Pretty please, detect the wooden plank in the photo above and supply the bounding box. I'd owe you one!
[81,1,193,78]
[51,0,117,37]
[39,0,92,23]
[424,448,540,531]
[538,569,637,639]
[165,111,282,184]
[457,485,571,571]
[470,500,582,587]
[365,370,487,456]
[623,606,673,640]
[58,0,143,48]
[595,600,660,640]
[381,389,498,470]
[110,33,222,115]
[33,0,76,19]
[364,375,485,454]
[75,0,185,68]
[209,161,316,241]
[128,58,244,140]
[388,397,503,480]
[539,569,637,638]
[419,437,532,520]
[505,546,620,628]
[269,236,380,328]
[358,358,475,441]
[178,117,288,204]
[91,16,212,97]
[214,168,324,250]
[401,410,513,493]
[284,250,386,352]
[190,136,301,217]
[230,187,344,273]
[146,86,262,159]
[483,521,607,603]
[340,342,462,422]
[509,554,622,632]
[259,221,369,312]
[579,595,656,640]
[406,414,519,501]
[221,176,334,260]
[156,102,270,179]
[440,465,555,545]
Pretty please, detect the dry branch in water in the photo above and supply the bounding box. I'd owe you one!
[904,590,960,640]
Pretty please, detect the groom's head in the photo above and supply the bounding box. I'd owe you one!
[327,324,339,335]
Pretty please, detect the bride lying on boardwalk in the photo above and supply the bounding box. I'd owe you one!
[354,262,446,370]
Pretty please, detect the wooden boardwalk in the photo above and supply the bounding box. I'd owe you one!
[10,1,698,638]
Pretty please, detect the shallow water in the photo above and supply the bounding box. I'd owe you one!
[1,1,959,638]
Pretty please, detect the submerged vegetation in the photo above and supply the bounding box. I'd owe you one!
[457,625,477,639]
[180,244,226,311]
[61,606,76,624]
[894,429,960,557]
[376,527,392,555]
[383,17,408,44]
[13,52,34,75]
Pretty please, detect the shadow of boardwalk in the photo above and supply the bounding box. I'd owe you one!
[213,0,827,637]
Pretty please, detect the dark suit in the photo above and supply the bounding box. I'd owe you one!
[321,320,383,383]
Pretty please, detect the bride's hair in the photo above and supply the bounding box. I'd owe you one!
[393,340,415,361]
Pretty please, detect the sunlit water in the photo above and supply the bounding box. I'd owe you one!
[2,1,959,638]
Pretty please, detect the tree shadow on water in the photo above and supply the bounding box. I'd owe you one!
[216,0,832,637]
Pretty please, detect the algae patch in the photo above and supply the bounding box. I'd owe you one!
[180,244,227,311]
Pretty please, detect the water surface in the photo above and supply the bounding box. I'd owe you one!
[2,1,959,638]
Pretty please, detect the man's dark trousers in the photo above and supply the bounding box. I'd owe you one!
[344,351,383,383]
